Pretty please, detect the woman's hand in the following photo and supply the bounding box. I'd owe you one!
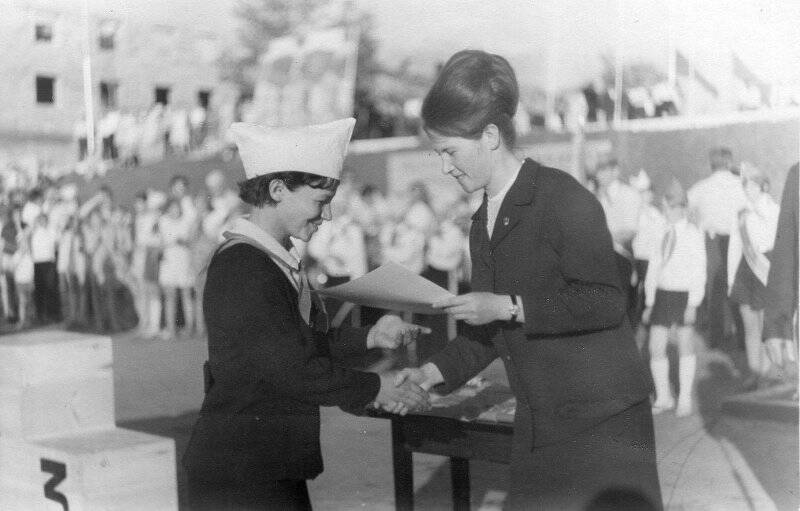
[432,292,510,325]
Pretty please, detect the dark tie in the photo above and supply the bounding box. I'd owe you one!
[661,226,676,265]
[292,261,312,325]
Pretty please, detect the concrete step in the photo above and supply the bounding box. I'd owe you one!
[721,383,798,423]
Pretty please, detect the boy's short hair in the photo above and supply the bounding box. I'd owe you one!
[238,172,339,208]
[709,147,733,170]
[170,175,189,188]
[663,178,687,208]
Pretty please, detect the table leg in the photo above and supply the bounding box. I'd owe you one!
[450,457,470,511]
[391,419,414,511]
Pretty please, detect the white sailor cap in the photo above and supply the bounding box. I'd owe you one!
[229,118,356,181]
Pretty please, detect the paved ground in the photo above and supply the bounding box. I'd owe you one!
[59,328,800,510]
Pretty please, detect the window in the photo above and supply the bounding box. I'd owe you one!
[36,75,55,104]
[155,87,170,106]
[98,20,117,50]
[35,24,52,42]
[100,81,118,109]
[198,90,211,109]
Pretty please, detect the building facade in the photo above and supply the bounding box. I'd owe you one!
[0,0,236,167]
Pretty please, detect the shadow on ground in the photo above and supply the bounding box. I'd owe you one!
[697,357,799,511]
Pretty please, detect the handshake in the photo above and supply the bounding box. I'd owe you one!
[372,364,444,415]
[366,314,445,416]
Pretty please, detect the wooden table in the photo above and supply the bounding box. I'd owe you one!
[369,384,515,511]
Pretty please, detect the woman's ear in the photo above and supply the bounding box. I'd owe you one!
[483,124,501,151]
[268,179,286,203]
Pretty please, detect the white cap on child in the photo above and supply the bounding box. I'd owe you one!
[229,118,356,181]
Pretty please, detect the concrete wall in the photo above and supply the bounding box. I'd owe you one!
[610,113,800,202]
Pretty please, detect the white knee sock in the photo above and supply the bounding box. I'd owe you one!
[677,354,697,414]
[650,357,673,407]
[148,299,162,335]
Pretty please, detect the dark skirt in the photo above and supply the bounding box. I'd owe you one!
[85,260,138,334]
[67,276,89,331]
[144,247,161,283]
[729,256,767,310]
[33,261,60,323]
[650,289,689,327]
[508,399,662,510]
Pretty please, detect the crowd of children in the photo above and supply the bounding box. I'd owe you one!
[0,169,476,345]
[1,151,792,416]
[0,171,240,339]
[594,153,787,417]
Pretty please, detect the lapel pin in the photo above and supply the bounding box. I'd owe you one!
[503,217,510,226]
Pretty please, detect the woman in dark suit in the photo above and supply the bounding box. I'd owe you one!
[395,50,662,510]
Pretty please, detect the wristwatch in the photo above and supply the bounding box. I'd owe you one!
[508,295,520,323]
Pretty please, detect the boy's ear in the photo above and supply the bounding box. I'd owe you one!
[268,179,286,203]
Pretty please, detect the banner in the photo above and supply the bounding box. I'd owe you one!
[248,26,358,127]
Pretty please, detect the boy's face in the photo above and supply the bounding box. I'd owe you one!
[743,179,761,202]
[171,180,187,198]
[276,184,334,242]
[663,203,685,223]
[167,203,181,219]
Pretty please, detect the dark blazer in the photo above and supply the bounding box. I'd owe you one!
[763,163,798,340]
[429,159,652,448]
[182,243,380,485]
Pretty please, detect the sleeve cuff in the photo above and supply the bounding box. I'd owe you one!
[352,371,382,409]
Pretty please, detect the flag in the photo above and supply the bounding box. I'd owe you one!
[675,50,719,98]
[732,53,771,106]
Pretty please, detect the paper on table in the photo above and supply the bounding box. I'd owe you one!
[314,262,454,314]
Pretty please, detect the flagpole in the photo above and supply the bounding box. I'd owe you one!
[667,0,676,87]
[82,0,95,157]
[545,2,559,121]
[686,0,696,117]
[613,0,624,126]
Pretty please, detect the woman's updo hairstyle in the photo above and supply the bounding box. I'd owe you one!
[422,50,519,149]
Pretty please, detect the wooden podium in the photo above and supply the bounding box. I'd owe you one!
[0,330,177,510]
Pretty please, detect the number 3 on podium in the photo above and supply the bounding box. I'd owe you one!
[41,458,69,511]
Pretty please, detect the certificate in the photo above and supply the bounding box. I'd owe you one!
[314,262,454,314]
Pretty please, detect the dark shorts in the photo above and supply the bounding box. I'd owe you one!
[651,289,689,327]
[729,256,768,310]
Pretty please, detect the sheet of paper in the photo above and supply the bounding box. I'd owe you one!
[314,262,454,314]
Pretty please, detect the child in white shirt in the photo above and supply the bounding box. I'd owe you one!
[13,232,34,329]
[643,179,706,417]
